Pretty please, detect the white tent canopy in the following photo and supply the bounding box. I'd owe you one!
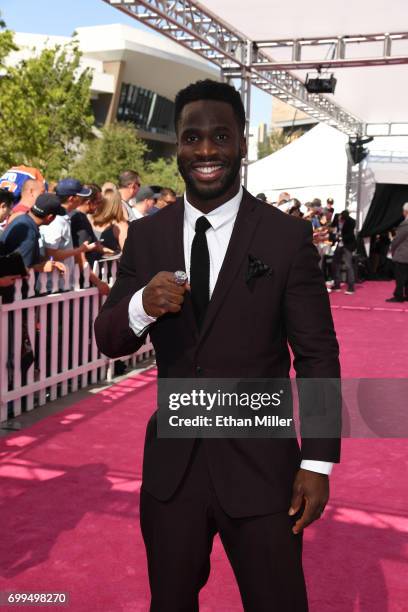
[200,0,408,126]
[247,123,348,207]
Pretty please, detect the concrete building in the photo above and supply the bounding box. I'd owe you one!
[271,97,317,136]
[10,24,219,158]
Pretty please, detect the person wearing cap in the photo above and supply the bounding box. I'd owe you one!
[132,186,157,219]
[40,178,98,290]
[70,184,107,266]
[0,193,67,275]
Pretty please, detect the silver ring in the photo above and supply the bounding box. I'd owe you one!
[174,270,188,285]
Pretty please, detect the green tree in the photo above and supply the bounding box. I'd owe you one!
[72,122,185,192]
[0,14,17,69]
[143,156,184,193]
[0,33,94,180]
[71,122,149,185]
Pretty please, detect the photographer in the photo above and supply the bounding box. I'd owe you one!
[331,209,357,294]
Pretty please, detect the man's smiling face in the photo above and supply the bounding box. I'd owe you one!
[176,99,247,208]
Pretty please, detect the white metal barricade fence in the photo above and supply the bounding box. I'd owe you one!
[0,257,154,423]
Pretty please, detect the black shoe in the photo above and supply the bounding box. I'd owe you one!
[385,297,404,303]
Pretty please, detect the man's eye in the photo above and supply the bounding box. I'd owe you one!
[216,134,228,142]
[185,135,198,143]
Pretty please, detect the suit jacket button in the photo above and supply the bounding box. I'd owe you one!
[196,366,203,376]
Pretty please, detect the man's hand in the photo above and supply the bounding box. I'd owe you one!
[288,468,329,535]
[53,261,66,276]
[94,241,105,254]
[42,260,66,275]
[41,260,54,273]
[95,280,110,296]
[81,241,98,253]
[143,271,190,317]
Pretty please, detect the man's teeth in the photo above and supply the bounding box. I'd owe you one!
[195,166,222,174]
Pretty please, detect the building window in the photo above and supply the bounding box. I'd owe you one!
[117,83,175,135]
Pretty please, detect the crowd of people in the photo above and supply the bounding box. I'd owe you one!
[0,167,178,398]
[1,166,407,304]
[255,190,408,301]
[0,166,177,302]
[256,191,358,294]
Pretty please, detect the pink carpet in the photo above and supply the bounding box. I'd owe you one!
[0,281,406,611]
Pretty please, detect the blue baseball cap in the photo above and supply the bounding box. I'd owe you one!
[56,178,92,198]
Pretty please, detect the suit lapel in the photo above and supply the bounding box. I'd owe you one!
[198,189,262,343]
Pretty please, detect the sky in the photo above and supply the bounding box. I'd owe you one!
[1,0,272,131]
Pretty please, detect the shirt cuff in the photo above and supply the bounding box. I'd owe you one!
[128,287,157,337]
[300,460,333,475]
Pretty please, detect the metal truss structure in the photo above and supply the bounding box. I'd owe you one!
[365,122,408,137]
[104,0,363,136]
[252,32,408,71]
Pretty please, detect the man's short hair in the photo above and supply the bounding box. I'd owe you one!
[402,202,408,213]
[118,170,140,189]
[21,178,39,196]
[174,79,246,134]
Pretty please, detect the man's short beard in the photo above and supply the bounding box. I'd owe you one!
[177,155,242,201]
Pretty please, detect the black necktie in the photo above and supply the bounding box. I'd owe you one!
[190,216,212,328]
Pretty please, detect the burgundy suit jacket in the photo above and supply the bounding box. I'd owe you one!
[95,189,341,518]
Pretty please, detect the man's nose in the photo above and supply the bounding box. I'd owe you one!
[195,137,217,158]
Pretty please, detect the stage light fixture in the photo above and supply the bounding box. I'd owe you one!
[346,136,374,165]
[305,73,337,94]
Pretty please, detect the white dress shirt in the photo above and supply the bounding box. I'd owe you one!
[128,187,333,476]
[132,208,144,220]
[40,213,75,290]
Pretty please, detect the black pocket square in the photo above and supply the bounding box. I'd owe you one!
[246,254,272,284]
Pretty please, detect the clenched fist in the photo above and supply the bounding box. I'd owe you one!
[142,271,190,318]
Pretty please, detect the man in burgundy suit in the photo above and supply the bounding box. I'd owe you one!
[95,80,341,611]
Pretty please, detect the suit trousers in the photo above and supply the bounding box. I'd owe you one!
[140,440,308,612]
[332,246,355,291]
[393,261,408,299]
